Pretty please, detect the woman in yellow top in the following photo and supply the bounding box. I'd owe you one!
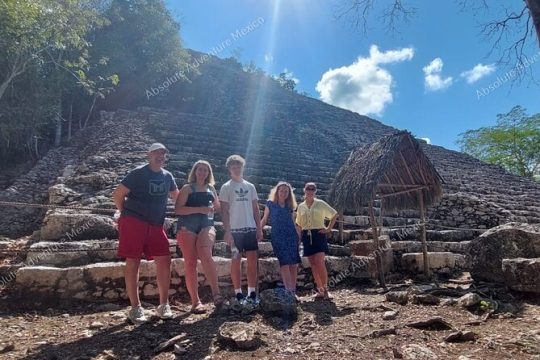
[295,182,338,300]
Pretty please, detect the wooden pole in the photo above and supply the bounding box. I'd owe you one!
[338,211,344,245]
[417,190,429,276]
[369,199,385,288]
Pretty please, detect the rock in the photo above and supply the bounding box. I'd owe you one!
[0,344,15,354]
[259,288,297,319]
[401,252,458,272]
[469,223,540,283]
[154,333,187,353]
[88,321,104,329]
[411,294,440,306]
[406,317,453,330]
[173,344,187,355]
[382,310,398,320]
[502,257,540,294]
[217,321,260,350]
[456,293,481,308]
[444,330,477,342]
[40,211,117,241]
[48,184,81,205]
[386,291,409,305]
[401,344,438,359]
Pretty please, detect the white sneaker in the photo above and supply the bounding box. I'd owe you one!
[156,303,173,319]
[128,305,147,325]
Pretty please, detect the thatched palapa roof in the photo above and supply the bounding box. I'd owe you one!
[328,131,444,213]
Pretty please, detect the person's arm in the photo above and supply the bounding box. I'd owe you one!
[211,186,221,213]
[319,201,338,234]
[221,201,234,246]
[261,206,270,227]
[252,199,263,242]
[112,184,130,212]
[175,185,212,215]
[169,188,180,203]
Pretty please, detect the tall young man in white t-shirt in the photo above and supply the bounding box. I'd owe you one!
[219,155,263,304]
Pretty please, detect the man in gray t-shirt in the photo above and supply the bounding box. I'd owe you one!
[112,143,179,324]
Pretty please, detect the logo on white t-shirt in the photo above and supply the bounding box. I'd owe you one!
[234,188,249,201]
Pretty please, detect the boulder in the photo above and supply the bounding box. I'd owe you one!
[502,257,540,294]
[48,184,81,205]
[259,288,298,319]
[40,211,117,241]
[470,223,540,282]
[217,321,260,350]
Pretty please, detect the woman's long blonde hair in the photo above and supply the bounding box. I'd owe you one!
[268,181,297,209]
[187,160,215,185]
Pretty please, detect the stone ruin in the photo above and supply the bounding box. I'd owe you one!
[0,51,539,304]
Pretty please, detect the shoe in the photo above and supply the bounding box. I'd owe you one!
[236,292,247,306]
[247,291,260,307]
[156,303,173,319]
[128,306,147,325]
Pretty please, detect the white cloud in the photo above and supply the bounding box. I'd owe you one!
[420,137,431,144]
[264,53,273,62]
[460,63,496,84]
[423,58,453,91]
[315,45,414,116]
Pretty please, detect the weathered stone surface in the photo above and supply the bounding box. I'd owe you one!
[217,321,260,350]
[401,344,438,359]
[401,252,457,272]
[456,293,481,308]
[259,288,297,319]
[502,257,540,294]
[48,184,81,205]
[470,223,540,283]
[40,211,117,241]
[386,291,409,305]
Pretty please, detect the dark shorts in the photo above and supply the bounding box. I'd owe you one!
[301,229,329,257]
[232,230,258,252]
[118,215,170,259]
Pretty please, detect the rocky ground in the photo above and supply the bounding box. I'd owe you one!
[1,275,539,360]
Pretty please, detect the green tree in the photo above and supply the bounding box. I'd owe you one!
[458,106,540,178]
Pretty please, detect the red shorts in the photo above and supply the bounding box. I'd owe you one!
[118,215,170,259]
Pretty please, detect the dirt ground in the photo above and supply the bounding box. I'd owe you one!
[1,277,540,360]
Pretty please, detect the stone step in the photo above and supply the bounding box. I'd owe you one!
[13,255,374,301]
[391,241,470,254]
[502,257,540,294]
[400,252,467,273]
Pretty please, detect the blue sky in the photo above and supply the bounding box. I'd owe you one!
[167,0,540,151]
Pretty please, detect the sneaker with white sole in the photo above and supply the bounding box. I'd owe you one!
[128,305,147,325]
[156,303,173,319]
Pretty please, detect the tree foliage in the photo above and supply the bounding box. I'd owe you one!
[458,106,540,179]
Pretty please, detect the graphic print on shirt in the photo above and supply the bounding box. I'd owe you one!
[149,179,168,196]
[234,187,249,202]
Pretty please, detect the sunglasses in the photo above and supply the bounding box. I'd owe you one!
[305,187,316,191]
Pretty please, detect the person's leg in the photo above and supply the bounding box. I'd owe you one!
[313,252,328,291]
[288,264,298,291]
[177,229,201,307]
[125,257,141,307]
[279,265,292,290]
[246,250,258,289]
[307,254,322,291]
[197,227,220,297]
[154,255,172,305]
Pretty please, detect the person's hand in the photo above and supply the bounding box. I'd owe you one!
[224,231,234,247]
[318,228,330,234]
[113,210,121,224]
[256,228,264,242]
[200,207,214,215]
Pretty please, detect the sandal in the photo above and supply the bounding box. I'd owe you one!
[323,289,334,301]
[190,302,207,314]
